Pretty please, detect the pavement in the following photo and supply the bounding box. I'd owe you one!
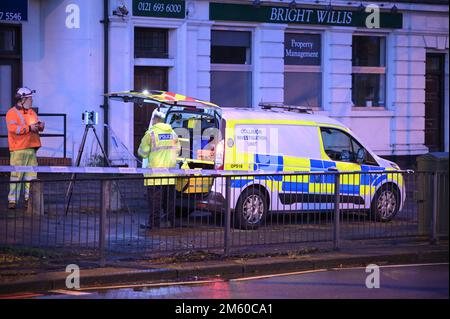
[0,240,448,295]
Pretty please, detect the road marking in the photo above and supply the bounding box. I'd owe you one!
[229,263,449,282]
[330,262,449,271]
[229,269,328,282]
[78,279,226,292]
[0,293,43,299]
[48,289,91,296]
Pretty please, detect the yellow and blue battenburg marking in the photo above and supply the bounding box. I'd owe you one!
[229,154,402,201]
[230,154,283,190]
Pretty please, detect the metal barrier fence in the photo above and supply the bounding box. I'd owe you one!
[0,168,448,263]
[0,113,67,158]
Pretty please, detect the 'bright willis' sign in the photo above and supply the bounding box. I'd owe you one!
[210,3,403,29]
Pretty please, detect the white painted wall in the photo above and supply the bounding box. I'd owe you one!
[22,0,104,161]
[254,23,285,108]
[390,9,449,155]
[5,0,448,163]
[108,12,134,166]
[445,52,449,152]
[389,31,428,156]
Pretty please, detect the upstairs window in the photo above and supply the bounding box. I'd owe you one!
[134,28,168,59]
[211,30,251,65]
[0,26,20,55]
[211,30,252,107]
[352,36,386,107]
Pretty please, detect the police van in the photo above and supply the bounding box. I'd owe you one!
[107,91,405,229]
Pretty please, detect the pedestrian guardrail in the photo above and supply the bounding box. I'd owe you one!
[0,166,447,265]
[0,113,67,158]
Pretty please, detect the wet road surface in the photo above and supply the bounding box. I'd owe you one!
[20,263,449,299]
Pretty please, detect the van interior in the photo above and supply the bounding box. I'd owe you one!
[165,106,221,170]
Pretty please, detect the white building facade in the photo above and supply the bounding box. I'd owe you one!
[1,0,448,167]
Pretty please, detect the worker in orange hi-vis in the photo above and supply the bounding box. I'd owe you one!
[5,87,45,209]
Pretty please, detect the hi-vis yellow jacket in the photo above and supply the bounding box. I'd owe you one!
[138,123,180,186]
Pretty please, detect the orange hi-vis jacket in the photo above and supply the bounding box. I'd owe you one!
[5,106,42,152]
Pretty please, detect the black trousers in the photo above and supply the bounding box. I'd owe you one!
[147,185,176,227]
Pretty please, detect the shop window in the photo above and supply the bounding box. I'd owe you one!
[134,28,168,58]
[284,33,322,108]
[211,30,252,107]
[352,36,386,107]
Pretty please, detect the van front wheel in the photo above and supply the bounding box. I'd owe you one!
[234,188,267,230]
[370,184,400,222]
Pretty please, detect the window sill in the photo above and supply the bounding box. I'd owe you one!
[211,64,252,71]
[134,58,175,67]
[311,107,327,114]
[352,106,386,110]
[350,107,394,117]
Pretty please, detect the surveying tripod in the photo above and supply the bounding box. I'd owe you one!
[64,124,129,216]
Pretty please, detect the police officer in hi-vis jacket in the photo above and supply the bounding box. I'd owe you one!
[138,110,180,229]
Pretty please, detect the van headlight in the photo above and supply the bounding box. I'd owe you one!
[215,140,225,170]
[390,162,401,170]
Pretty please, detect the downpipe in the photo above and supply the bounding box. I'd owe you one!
[101,0,110,164]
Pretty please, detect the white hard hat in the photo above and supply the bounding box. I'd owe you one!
[152,109,165,119]
[16,87,36,99]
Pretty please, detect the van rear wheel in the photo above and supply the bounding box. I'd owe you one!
[234,188,267,230]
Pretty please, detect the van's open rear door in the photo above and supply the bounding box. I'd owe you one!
[105,90,221,109]
[106,90,222,194]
